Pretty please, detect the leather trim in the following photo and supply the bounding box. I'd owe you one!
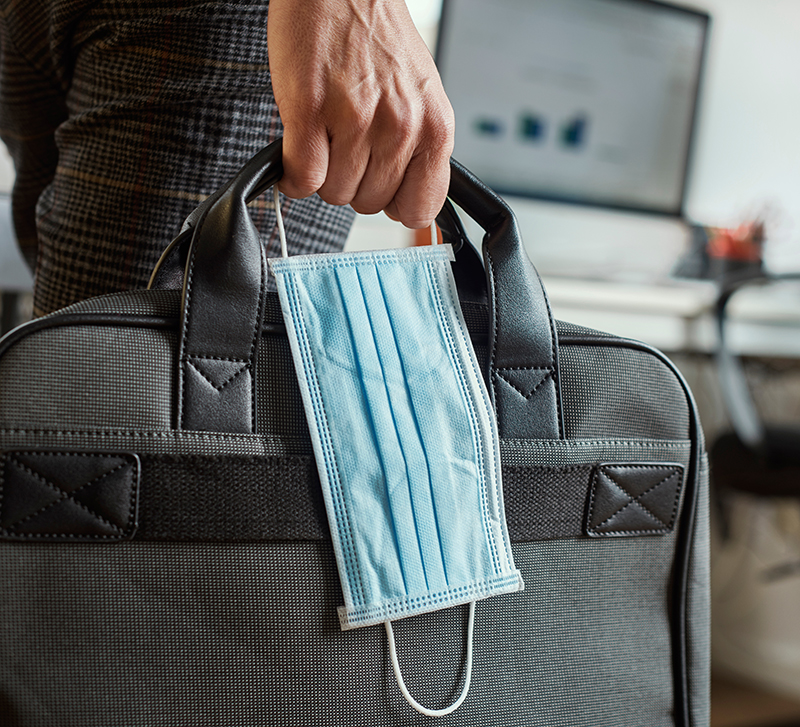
[586,463,684,537]
[0,451,139,542]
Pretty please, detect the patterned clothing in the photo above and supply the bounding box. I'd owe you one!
[0,0,355,316]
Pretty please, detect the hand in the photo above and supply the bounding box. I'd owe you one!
[267,0,455,229]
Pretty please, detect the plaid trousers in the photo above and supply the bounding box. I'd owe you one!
[0,0,354,316]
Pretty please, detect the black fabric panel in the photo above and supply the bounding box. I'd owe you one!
[137,454,330,541]
[503,464,593,541]
[132,455,596,543]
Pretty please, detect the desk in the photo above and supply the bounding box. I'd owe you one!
[347,213,800,359]
[542,275,800,358]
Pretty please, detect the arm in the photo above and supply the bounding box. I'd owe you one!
[267,0,455,229]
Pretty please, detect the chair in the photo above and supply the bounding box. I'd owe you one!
[709,271,800,702]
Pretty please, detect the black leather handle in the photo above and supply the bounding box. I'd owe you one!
[174,141,283,433]
[441,159,563,439]
[162,138,562,438]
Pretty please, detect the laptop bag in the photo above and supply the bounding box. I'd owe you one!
[0,139,709,727]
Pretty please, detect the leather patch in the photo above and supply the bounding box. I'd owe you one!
[0,451,139,542]
[586,463,684,537]
[182,356,254,433]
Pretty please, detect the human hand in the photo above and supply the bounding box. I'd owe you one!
[267,0,455,229]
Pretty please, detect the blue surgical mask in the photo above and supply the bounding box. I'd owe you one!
[269,195,523,715]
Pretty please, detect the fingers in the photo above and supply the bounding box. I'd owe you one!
[281,99,454,229]
[330,101,417,215]
[278,122,330,200]
[382,106,454,229]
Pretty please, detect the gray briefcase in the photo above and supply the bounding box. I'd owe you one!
[0,139,709,726]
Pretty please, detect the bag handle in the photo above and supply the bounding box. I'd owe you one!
[441,160,563,439]
[153,138,562,438]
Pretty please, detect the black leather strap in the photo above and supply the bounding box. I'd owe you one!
[176,141,283,433]
[441,160,563,440]
[159,138,562,438]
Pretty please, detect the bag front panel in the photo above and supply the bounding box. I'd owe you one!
[0,290,708,726]
[0,535,679,727]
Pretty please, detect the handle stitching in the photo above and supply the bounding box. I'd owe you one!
[494,368,555,400]
[484,247,501,407]
[185,358,250,392]
[179,226,200,429]
[588,465,682,532]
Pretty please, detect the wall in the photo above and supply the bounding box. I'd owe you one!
[684,0,800,270]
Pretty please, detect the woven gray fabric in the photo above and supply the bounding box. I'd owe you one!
[0,325,175,431]
[559,344,690,440]
[47,289,181,319]
[687,454,711,727]
[0,0,355,316]
[0,537,678,727]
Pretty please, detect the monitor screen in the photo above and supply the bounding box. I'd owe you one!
[436,0,710,216]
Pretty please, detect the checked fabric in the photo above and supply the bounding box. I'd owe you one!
[0,0,355,316]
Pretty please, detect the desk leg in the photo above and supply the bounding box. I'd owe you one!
[1,291,22,335]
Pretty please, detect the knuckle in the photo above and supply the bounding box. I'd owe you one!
[282,170,325,199]
[424,101,456,153]
[318,184,353,208]
[351,199,383,216]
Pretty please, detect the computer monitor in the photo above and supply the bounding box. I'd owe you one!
[436,0,710,217]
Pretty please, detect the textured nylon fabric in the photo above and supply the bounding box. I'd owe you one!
[687,454,712,726]
[137,454,329,541]
[559,344,690,440]
[42,289,181,319]
[502,465,592,540]
[0,292,692,443]
[0,325,176,431]
[0,538,676,727]
[0,289,707,725]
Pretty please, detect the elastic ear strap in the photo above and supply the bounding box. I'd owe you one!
[274,187,288,258]
[384,600,476,717]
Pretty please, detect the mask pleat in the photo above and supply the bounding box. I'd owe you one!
[374,259,493,590]
[354,262,452,595]
[278,270,370,608]
[332,263,429,600]
[420,260,504,581]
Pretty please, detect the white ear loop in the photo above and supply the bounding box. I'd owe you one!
[273,186,288,258]
[430,221,439,246]
[384,600,476,717]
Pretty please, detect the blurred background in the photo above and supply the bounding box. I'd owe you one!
[2,1,800,724]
